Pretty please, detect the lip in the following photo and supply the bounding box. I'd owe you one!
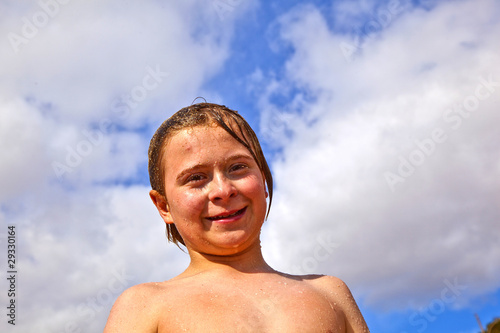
[205,207,247,224]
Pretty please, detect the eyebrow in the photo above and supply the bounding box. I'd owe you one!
[175,153,255,183]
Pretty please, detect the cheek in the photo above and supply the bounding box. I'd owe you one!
[170,191,206,218]
[240,175,267,204]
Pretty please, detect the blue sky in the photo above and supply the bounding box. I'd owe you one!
[1,0,499,332]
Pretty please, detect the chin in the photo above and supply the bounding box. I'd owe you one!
[211,232,258,251]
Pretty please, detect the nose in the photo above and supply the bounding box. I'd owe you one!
[208,172,237,202]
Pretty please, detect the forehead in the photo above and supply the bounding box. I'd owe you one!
[167,125,239,150]
[162,125,253,169]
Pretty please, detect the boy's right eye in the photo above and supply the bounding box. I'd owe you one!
[185,174,204,183]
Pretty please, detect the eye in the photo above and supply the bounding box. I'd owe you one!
[185,174,205,183]
[229,163,248,173]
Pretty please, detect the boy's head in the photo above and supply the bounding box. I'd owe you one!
[148,103,273,246]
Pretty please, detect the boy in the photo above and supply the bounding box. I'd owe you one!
[104,103,369,332]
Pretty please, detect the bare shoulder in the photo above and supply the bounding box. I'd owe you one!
[306,275,370,333]
[307,275,352,297]
[104,282,167,333]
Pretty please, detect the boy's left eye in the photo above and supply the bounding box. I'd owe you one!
[229,163,247,172]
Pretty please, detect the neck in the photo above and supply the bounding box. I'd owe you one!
[183,240,274,275]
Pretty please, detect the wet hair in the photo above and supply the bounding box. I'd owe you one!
[148,103,273,246]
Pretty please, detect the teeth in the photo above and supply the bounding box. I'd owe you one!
[215,212,235,219]
[209,209,242,220]
[225,211,238,218]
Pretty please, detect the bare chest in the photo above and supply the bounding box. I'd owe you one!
[157,283,345,333]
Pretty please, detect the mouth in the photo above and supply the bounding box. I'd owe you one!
[206,207,247,222]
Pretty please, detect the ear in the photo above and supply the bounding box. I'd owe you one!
[149,190,174,225]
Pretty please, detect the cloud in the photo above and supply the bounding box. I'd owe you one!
[0,97,56,201]
[0,0,238,198]
[8,184,190,332]
[0,1,233,125]
[0,1,252,331]
[1,0,498,331]
[259,0,500,311]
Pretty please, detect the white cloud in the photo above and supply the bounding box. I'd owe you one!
[0,1,232,125]
[259,0,500,311]
[6,184,190,332]
[0,0,253,195]
[0,1,252,331]
[1,0,498,330]
[0,97,55,201]
[331,0,379,29]
[0,0,237,201]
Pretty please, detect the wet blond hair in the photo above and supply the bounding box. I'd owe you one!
[148,103,273,246]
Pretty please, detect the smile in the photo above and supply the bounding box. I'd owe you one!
[206,207,246,221]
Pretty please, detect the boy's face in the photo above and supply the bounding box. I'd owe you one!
[157,125,268,255]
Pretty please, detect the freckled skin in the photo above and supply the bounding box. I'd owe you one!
[104,126,369,333]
